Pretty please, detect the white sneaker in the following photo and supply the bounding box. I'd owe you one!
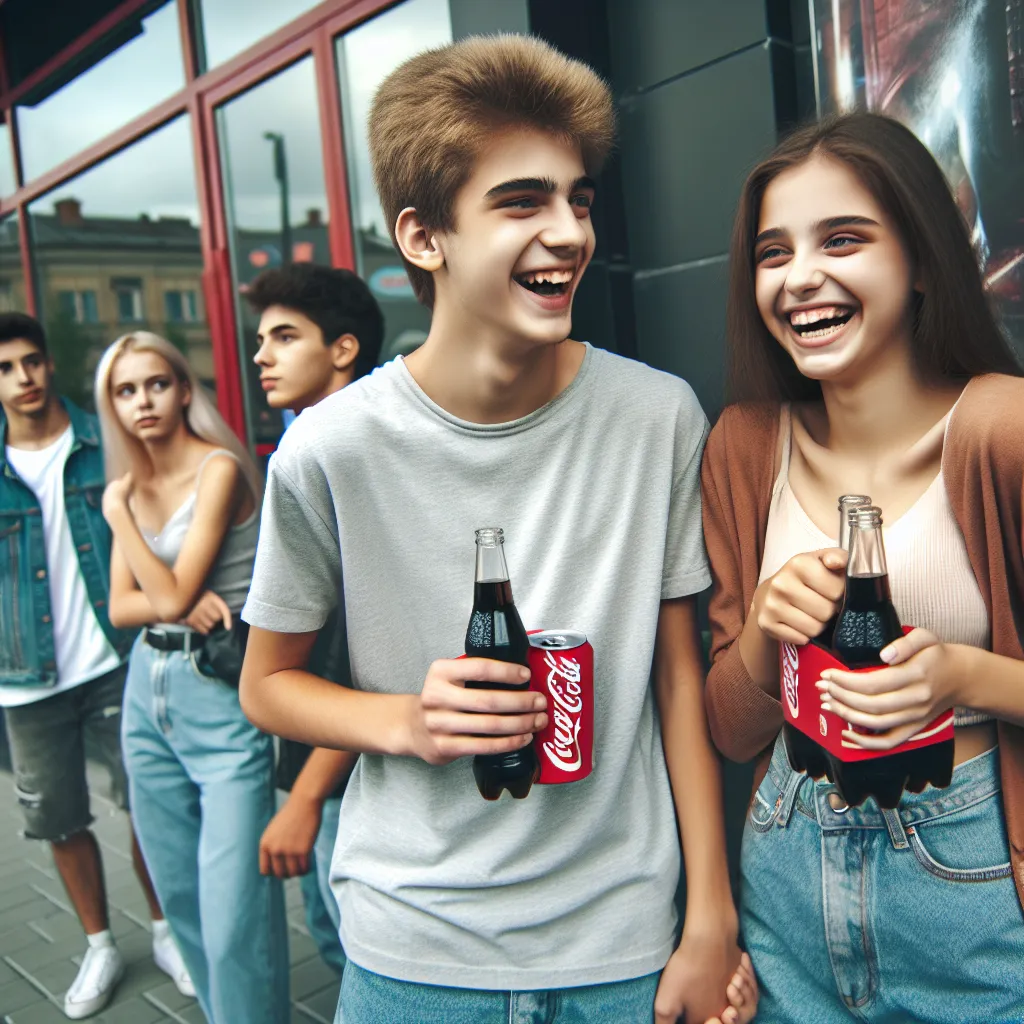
[64,942,125,1019]
[153,929,196,998]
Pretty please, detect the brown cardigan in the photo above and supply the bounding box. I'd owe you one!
[701,373,1024,908]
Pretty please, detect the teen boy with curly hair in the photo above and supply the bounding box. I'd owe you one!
[241,35,756,1024]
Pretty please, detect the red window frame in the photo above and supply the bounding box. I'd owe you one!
[0,0,393,443]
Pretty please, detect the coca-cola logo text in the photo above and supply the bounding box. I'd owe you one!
[781,642,800,719]
[542,650,583,772]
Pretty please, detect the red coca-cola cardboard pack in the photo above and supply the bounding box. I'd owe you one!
[781,630,953,763]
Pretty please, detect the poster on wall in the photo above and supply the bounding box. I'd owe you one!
[810,0,1024,355]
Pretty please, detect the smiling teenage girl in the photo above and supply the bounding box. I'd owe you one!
[702,112,1024,1022]
[95,332,288,1024]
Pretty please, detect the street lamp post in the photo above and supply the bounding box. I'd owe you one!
[263,131,291,265]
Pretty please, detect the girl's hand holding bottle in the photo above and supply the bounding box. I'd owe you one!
[751,547,848,645]
[818,627,964,750]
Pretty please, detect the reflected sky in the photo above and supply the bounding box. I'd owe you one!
[0,122,16,197]
[338,0,452,234]
[16,2,184,184]
[200,0,323,71]
[218,58,327,230]
[33,117,199,224]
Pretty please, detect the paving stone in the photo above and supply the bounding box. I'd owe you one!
[19,957,74,999]
[5,1000,68,1024]
[7,935,81,972]
[300,982,342,1021]
[290,956,341,1000]
[141,978,194,1014]
[90,996,169,1024]
[178,1002,207,1023]
[0,975,49,1014]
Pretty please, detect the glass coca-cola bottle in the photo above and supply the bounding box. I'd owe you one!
[464,528,538,801]
[830,507,953,807]
[783,494,871,780]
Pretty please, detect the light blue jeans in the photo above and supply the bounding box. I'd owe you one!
[742,736,1024,1022]
[122,637,289,1023]
[299,794,346,974]
[335,963,661,1023]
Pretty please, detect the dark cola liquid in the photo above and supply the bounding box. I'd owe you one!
[828,573,952,808]
[465,580,538,800]
[833,574,903,668]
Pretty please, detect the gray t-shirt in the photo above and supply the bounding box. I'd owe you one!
[243,344,710,989]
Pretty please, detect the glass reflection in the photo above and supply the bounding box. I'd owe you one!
[218,58,328,447]
[337,0,451,364]
[27,117,212,412]
[199,0,323,71]
[0,217,27,314]
[0,119,16,197]
[16,3,184,183]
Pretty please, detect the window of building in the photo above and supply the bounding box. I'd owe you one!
[57,289,99,324]
[336,0,451,365]
[113,278,144,322]
[217,57,328,447]
[198,0,324,71]
[0,119,15,197]
[15,3,184,183]
[0,218,25,314]
[28,117,211,411]
[165,288,199,322]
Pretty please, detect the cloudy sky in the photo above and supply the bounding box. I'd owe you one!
[15,0,452,237]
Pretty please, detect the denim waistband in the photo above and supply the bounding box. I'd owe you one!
[766,733,1001,835]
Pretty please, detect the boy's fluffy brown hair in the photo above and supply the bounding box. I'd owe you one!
[369,34,615,306]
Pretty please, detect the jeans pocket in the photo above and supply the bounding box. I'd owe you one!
[748,769,786,833]
[908,793,1013,883]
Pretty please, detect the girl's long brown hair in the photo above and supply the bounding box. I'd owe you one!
[726,112,1022,405]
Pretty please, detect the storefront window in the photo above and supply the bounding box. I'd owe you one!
[198,0,324,71]
[0,119,16,197]
[217,58,329,447]
[16,2,184,183]
[0,217,26,314]
[336,0,451,364]
[27,116,211,411]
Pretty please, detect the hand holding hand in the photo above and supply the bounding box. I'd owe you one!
[818,628,962,750]
[654,923,747,1024]
[180,590,232,635]
[753,548,847,646]
[402,658,546,766]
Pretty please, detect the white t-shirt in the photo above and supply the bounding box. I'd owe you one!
[244,345,711,989]
[2,427,120,707]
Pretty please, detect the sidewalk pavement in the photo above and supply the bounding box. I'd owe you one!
[0,763,341,1024]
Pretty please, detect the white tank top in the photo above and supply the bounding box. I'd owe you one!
[758,407,991,727]
[139,449,258,627]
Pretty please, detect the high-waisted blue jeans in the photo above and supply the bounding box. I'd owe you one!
[122,636,289,1023]
[741,736,1024,1022]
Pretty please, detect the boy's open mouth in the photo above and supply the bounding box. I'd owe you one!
[787,305,855,341]
[514,269,574,298]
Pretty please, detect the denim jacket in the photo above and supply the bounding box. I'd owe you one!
[0,399,133,687]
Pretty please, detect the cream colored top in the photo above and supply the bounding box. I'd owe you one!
[758,406,991,727]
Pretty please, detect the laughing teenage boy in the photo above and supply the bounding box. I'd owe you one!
[246,263,383,975]
[240,35,756,1024]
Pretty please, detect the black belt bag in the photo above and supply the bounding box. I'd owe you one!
[142,621,250,688]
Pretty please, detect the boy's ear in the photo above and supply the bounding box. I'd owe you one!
[394,207,444,273]
[330,333,359,373]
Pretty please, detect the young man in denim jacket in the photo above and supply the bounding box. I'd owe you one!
[0,313,192,1018]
